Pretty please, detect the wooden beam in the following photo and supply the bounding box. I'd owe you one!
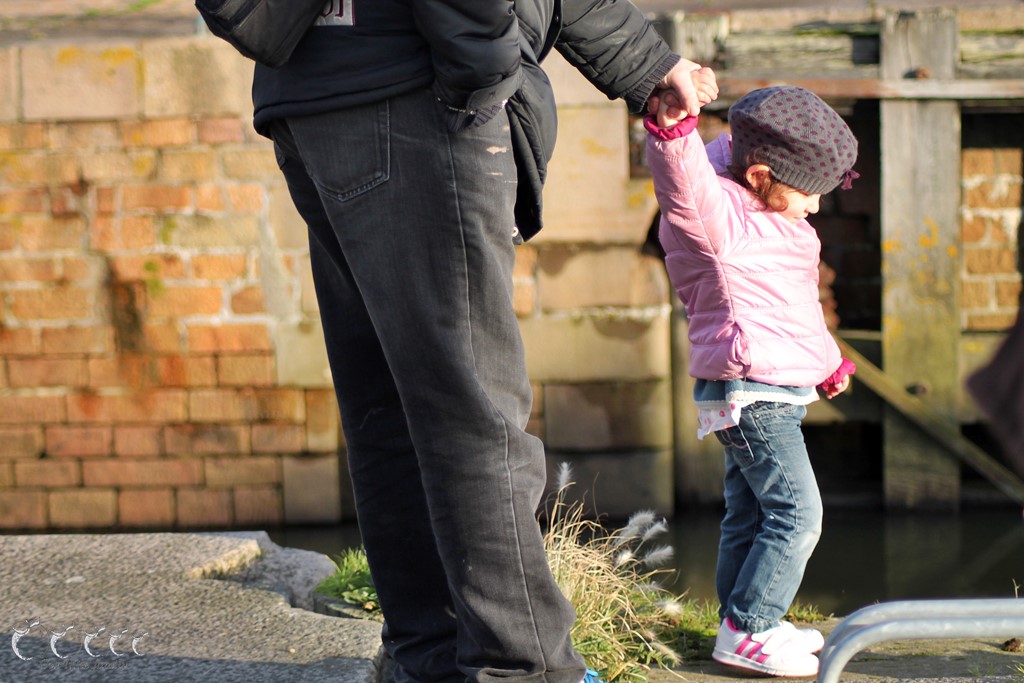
[838,338,1024,506]
[719,78,1024,101]
[879,8,962,510]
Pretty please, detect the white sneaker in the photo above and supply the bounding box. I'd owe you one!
[780,620,825,653]
[712,618,820,677]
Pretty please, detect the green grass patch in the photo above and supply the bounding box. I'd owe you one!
[315,547,379,614]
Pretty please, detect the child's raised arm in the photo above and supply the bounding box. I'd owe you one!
[648,66,717,128]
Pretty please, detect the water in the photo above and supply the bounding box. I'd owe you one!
[268,507,1024,617]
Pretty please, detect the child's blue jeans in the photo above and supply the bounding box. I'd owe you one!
[713,401,823,634]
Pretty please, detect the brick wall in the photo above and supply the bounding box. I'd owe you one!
[0,37,346,530]
[8,31,1016,529]
[961,112,1024,331]
[0,33,674,529]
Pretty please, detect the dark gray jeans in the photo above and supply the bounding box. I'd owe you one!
[267,87,583,683]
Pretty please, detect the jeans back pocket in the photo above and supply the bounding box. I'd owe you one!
[289,100,390,202]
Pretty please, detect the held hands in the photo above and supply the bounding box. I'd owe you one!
[648,60,718,128]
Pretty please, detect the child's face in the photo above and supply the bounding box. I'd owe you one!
[777,187,821,222]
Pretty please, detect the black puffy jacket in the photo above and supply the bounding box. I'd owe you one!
[252,0,678,240]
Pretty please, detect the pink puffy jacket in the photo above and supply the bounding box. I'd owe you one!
[646,123,842,388]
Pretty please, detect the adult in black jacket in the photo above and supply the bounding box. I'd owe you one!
[258,3,717,683]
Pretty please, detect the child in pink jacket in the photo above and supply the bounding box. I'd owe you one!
[645,84,858,677]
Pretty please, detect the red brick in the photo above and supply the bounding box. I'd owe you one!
[0,327,41,356]
[305,389,342,452]
[514,280,537,317]
[15,460,80,487]
[962,149,994,177]
[0,395,65,424]
[159,149,216,182]
[0,491,47,529]
[187,324,272,353]
[0,189,46,214]
[230,286,265,314]
[176,488,232,527]
[50,184,88,217]
[192,253,248,280]
[61,256,94,282]
[121,215,157,248]
[0,427,44,458]
[966,312,1019,331]
[0,220,15,250]
[961,279,992,309]
[0,257,60,282]
[107,254,186,281]
[195,184,224,212]
[233,486,282,526]
[996,279,1022,307]
[89,215,118,250]
[96,187,117,214]
[514,245,538,278]
[42,325,116,355]
[122,184,191,211]
[250,389,306,422]
[0,152,74,187]
[45,426,112,457]
[217,354,274,386]
[205,456,280,487]
[143,323,183,353]
[146,285,223,318]
[188,390,305,425]
[49,489,117,528]
[0,462,10,487]
[252,424,305,454]
[18,215,85,250]
[9,287,93,321]
[965,248,1018,275]
[87,355,157,389]
[0,122,45,150]
[121,119,193,148]
[155,355,217,387]
[83,458,203,487]
[188,389,249,422]
[114,426,163,457]
[164,424,251,455]
[964,179,1023,210]
[66,389,187,424]
[197,118,245,144]
[47,121,119,150]
[227,184,264,212]
[8,358,87,388]
[118,488,175,528]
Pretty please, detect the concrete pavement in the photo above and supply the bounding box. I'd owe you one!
[1,531,1022,682]
[0,532,383,683]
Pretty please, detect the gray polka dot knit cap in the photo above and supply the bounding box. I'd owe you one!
[728,86,859,195]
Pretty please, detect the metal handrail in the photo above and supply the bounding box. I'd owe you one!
[818,599,1024,683]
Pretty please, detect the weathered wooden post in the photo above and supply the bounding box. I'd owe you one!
[879,9,962,509]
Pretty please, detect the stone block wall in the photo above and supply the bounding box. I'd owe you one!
[0,33,673,530]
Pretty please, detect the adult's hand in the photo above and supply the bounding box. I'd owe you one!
[649,60,718,127]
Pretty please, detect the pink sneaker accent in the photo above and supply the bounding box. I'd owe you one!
[712,618,819,677]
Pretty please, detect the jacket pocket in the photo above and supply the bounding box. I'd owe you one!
[288,100,390,202]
